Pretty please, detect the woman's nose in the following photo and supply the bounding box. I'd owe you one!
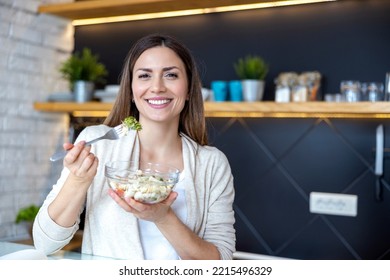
[151,77,166,93]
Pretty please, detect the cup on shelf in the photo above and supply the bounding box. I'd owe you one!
[361,82,384,102]
[340,80,361,102]
[211,81,228,102]
[229,80,242,102]
[324,93,344,102]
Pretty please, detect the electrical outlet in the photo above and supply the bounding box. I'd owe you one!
[309,192,358,217]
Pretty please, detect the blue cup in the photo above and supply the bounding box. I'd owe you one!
[229,80,242,102]
[211,81,228,102]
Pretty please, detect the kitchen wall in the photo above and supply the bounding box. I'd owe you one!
[0,0,73,241]
[207,116,390,259]
[71,0,390,259]
[74,0,390,100]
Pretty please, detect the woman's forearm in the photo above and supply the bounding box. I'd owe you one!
[48,176,89,227]
[155,210,220,260]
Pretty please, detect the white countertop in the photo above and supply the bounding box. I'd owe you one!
[1,241,291,260]
[0,241,115,260]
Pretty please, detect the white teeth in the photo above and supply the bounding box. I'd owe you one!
[148,99,170,105]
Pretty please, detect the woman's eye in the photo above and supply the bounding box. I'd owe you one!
[165,72,178,79]
[138,73,150,79]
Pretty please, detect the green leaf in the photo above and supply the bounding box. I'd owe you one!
[59,48,108,90]
[15,205,40,223]
[233,55,269,80]
[122,116,142,131]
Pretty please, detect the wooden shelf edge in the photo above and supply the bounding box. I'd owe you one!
[33,101,390,118]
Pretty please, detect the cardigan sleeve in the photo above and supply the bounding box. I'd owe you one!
[200,147,236,260]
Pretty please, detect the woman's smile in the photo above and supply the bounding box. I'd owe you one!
[146,97,173,106]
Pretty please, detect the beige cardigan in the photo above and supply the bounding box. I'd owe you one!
[33,125,236,260]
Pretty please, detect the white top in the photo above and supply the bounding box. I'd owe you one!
[138,171,187,260]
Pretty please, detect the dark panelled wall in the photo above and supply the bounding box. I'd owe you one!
[74,0,390,259]
[206,117,390,260]
[75,0,390,100]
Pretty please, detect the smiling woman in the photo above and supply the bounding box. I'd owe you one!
[33,34,236,260]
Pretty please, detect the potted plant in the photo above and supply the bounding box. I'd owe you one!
[15,204,40,237]
[234,55,269,101]
[60,47,108,103]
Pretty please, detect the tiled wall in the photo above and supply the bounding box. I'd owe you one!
[0,0,74,241]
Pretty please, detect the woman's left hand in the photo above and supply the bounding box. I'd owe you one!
[108,189,178,223]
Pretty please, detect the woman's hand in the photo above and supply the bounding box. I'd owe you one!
[63,141,99,185]
[108,188,178,223]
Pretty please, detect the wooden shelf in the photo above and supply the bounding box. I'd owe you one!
[38,0,320,21]
[33,101,390,118]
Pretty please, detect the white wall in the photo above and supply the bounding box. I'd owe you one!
[0,0,74,241]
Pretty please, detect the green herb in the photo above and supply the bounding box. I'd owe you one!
[122,116,142,132]
[15,205,40,223]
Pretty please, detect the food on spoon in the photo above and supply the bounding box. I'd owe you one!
[122,116,142,134]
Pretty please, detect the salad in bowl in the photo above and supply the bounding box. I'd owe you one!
[105,161,180,204]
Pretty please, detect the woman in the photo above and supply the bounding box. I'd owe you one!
[33,34,236,260]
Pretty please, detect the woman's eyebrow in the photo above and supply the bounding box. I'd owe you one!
[162,66,179,71]
[134,67,152,72]
[135,66,180,72]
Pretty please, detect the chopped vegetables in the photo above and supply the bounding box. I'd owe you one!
[122,116,142,134]
[107,171,176,204]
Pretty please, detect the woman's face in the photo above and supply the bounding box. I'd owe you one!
[132,46,188,126]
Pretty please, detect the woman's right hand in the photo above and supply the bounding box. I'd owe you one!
[63,141,99,185]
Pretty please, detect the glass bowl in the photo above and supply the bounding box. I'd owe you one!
[105,161,180,204]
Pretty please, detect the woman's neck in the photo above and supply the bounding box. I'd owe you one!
[137,121,183,170]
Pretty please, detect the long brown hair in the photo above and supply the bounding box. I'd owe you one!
[104,34,208,145]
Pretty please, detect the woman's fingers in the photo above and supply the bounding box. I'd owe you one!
[108,188,179,223]
[78,153,98,176]
[109,191,178,222]
[64,141,88,164]
[108,189,133,212]
[63,142,74,151]
[63,141,98,179]
[163,191,178,206]
[108,189,152,215]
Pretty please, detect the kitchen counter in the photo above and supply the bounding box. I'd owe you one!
[0,241,115,260]
[0,241,284,260]
[33,101,390,118]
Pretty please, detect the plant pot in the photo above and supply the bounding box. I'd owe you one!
[241,80,265,102]
[74,80,94,103]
